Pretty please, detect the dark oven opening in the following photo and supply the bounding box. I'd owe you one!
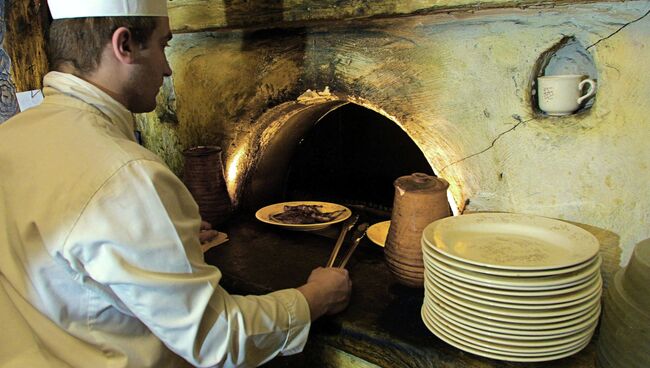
[280,103,435,217]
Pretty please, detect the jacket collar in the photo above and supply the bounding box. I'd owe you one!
[43,71,137,141]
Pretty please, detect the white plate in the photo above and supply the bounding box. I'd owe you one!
[425,269,602,307]
[255,201,351,231]
[422,307,593,355]
[424,279,601,318]
[426,291,601,332]
[425,306,597,348]
[425,300,601,339]
[421,308,592,362]
[424,287,600,325]
[425,264,601,297]
[426,273,601,310]
[422,213,600,270]
[367,220,390,247]
[423,250,602,290]
[422,239,599,277]
[427,267,602,300]
[421,307,593,360]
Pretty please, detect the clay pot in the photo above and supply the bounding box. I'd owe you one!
[621,238,650,309]
[597,270,650,368]
[182,146,233,227]
[385,173,450,287]
[596,239,650,368]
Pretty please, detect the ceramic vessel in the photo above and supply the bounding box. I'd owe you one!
[621,238,650,309]
[596,239,650,368]
[182,146,233,227]
[537,74,596,116]
[385,173,450,287]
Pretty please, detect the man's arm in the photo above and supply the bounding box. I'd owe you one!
[62,159,314,367]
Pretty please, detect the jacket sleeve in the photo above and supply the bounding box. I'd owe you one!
[61,159,311,367]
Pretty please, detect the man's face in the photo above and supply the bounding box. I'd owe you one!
[127,17,173,113]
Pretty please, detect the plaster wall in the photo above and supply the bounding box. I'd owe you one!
[138,1,650,270]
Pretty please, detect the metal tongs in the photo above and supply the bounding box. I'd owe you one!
[326,217,369,269]
[326,214,358,267]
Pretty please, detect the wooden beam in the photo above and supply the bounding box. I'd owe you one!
[168,0,609,33]
[1,0,16,120]
[5,0,49,91]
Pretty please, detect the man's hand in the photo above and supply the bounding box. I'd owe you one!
[297,267,352,321]
[199,221,220,244]
[200,220,212,231]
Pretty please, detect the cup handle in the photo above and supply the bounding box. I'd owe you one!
[577,79,596,104]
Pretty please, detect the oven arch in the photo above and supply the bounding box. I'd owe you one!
[231,91,461,215]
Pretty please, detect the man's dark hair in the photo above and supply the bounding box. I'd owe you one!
[47,17,157,75]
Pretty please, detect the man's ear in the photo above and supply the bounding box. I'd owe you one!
[111,27,136,64]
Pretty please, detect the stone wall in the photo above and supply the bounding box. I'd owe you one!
[138,0,650,274]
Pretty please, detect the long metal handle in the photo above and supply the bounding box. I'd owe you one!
[326,214,358,267]
[337,223,369,269]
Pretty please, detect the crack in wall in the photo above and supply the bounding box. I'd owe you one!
[440,6,650,174]
[440,115,530,173]
[586,6,650,50]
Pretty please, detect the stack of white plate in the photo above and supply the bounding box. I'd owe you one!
[420,213,602,362]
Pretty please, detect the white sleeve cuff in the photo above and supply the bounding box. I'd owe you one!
[269,289,312,356]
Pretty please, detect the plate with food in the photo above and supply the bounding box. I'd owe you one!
[255,201,352,231]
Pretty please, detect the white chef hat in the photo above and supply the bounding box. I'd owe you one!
[48,0,168,20]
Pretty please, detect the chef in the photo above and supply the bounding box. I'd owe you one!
[0,1,351,367]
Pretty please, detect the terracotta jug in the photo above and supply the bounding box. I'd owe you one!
[384,173,450,287]
[182,146,233,227]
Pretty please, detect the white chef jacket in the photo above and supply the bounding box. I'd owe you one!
[0,72,311,368]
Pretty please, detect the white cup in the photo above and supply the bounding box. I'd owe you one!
[537,75,596,116]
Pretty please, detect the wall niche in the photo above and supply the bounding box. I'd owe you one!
[531,37,598,117]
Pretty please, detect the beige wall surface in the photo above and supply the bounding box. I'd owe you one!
[139,0,650,270]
